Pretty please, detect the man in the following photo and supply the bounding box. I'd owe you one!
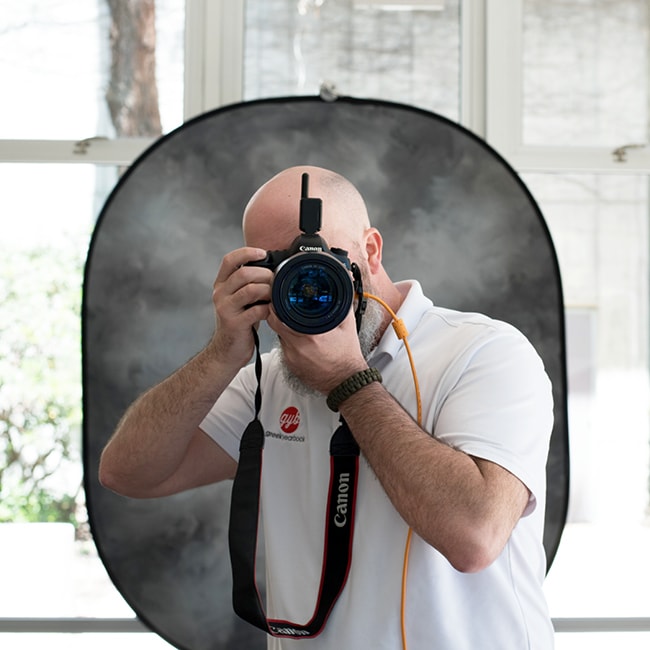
[100,165,555,649]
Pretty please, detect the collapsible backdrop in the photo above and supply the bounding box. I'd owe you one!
[83,95,569,650]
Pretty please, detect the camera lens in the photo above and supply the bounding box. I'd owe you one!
[272,253,353,334]
[286,267,335,317]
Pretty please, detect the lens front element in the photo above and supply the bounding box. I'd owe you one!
[272,253,353,334]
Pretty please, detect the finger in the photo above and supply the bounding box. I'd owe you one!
[214,263,272,313]
[237,299,271,325]
[215,247,267,284]
[230,278,272,313]
[219,264,271,297]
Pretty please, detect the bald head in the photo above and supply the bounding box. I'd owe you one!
[242,165,371,254]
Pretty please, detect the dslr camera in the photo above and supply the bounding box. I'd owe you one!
[246,173,363,335]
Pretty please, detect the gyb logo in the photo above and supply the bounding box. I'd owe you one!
[265,406,305,442]
[279,406,300,433]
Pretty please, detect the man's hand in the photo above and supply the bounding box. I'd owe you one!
[266,306,368,394]
[208,247,273,368]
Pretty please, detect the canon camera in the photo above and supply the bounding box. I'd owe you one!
[246,173,361,335]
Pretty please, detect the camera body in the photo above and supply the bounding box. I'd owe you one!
[246,173,360,335]
[250,233,352,276]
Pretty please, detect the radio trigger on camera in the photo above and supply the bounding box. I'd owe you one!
[300,172,322,235]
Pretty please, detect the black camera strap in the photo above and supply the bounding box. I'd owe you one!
[352,262,367,332]
[228,328,360,638]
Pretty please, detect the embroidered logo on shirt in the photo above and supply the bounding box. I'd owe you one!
[265,406,305,442]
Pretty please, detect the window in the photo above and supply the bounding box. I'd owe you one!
[1,1,183,647]
[512,1,650,646]
[522,0,649,148]
[0,1,184,140]
[526,173,650,624]
[243,0,461,120]
[0,163,154,628]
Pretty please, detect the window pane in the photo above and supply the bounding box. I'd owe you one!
[522,0,649,146]
[521,173,650,618]
[0,164,134,618]
[0,0,184,139]
[243,0,460,121]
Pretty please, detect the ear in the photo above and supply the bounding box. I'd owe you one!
[364,227,383,274]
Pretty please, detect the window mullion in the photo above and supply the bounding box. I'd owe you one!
[184,0,245,121]
[485,0,523,158]
[183,0,207,121]
[460,0,487,138]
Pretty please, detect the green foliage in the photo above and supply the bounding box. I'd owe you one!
[0,242,85,527]
[0,489,79,525]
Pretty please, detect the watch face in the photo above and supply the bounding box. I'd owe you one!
[83,96,567,650]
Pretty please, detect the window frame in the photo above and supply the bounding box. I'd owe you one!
[485,0,650,173]
[0,0,245,167]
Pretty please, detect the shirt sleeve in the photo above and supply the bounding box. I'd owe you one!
[432,327,554,516]
[199,359,260,461]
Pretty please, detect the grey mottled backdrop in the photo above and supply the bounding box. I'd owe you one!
[83,96,568,650]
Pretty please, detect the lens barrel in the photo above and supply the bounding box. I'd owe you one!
[272,252,353,334]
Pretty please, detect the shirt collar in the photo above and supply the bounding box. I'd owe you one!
[368,280,433,365]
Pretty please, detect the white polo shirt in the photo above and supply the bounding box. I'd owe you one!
[201,280,555,649]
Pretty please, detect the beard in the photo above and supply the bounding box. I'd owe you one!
[275,284,387,398]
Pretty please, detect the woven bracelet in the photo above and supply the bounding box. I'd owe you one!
[326,368,382,412]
